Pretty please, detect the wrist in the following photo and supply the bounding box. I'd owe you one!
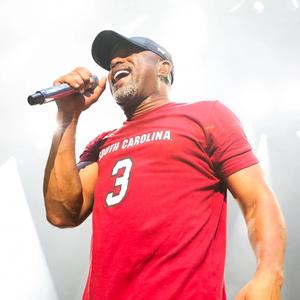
[56,110,81,128]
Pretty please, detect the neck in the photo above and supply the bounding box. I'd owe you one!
[121,91,170,120]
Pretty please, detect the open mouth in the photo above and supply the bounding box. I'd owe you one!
[113,69,131,84]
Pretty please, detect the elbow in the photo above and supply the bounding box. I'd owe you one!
[46,213,80,228]
[44,193,83,228]
[45,200,82,228]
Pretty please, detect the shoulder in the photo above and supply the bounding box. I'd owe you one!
[168,100,234,125]
[83,130,114,152]
[170,100,227,114]
[186,100,232,112]
[79,129,116,163]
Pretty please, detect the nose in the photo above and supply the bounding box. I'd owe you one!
[110,57,126,70]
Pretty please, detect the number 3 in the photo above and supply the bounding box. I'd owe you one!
[105,158,133,206]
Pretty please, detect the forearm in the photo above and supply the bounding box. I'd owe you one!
[43,111,83,227]
[244,191,287,283]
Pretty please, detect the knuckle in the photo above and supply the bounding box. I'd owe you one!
[74,67,92,83]
[73,74,84,85]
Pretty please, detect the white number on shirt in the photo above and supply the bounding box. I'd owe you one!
[105,158,133,206]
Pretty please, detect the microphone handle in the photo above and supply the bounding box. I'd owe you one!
[28,75,98,105]
[28,84,75,105]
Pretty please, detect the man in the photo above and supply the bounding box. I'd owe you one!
[43,30,286,300]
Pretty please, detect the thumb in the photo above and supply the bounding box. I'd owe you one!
[97,75,107,92]
[88,75,106,100]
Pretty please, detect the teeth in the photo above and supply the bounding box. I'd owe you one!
[114,70,130,81]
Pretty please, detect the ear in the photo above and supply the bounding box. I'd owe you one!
[157,60,172,78]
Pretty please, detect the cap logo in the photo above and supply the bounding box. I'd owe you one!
[157,47,166,55]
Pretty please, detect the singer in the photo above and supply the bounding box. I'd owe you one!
[42,30,286,300]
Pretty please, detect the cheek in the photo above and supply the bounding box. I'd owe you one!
[142,68,158,88]
[134,56,158,79]
[137,65,157,84]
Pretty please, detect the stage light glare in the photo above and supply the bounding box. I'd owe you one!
[0,157,58,300]
[253,1,265,13]
[229,0,247,13]
[255,133,272,183]
[291,0,300,8]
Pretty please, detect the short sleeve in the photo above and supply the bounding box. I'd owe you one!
[205,101,258,178]
[79,130,114,163]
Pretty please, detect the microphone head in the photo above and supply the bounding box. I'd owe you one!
[27,92,44,105]
[91,74,99,89]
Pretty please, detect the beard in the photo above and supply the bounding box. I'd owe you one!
[112,77,138,105]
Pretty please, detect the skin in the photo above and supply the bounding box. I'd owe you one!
[43,46,286,299]
[227,166,286,299]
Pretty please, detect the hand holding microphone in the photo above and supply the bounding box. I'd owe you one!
[28,67,107,112]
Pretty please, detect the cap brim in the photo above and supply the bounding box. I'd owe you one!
[92,30,140,71]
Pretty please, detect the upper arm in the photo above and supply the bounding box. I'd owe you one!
[77,161,98,223]
[225,164,279,220]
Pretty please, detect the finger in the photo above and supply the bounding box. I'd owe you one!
[83,76,106,102]
[73,67,93,89]
[97,76,107,91]
[94,76,107,96]
[53,73,83,90]
[85,76,106,98]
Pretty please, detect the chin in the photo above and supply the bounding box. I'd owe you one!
[113,82,138,104]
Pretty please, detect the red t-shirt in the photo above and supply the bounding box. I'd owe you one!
[80,101,258,300]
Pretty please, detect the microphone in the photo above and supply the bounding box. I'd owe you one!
[27,75,99,105]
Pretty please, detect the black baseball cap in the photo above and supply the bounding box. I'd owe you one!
[91,30,174,84]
